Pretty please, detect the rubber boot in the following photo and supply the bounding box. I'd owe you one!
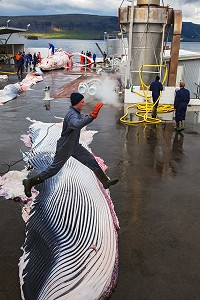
[174,121,181,131]
[151,106,157,118]
[180,120,185,131]
[23,175,44,197]
[94,169,119,189]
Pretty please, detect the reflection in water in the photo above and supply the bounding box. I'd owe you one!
[145,124,185,177]
[172,131,184,153]
[146,124,158,154]
[119,123,186,196]
[170,131,185,177]
[117,123,186,239]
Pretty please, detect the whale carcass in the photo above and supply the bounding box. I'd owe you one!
[0,73,43,105]
[19,121,119,300]
[39,49,73,71]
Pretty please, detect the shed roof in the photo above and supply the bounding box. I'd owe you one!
[0,27,27,35]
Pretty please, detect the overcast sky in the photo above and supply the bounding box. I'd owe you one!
[0,0,200,24]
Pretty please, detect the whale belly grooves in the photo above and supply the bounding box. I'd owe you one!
[19,121,119,300]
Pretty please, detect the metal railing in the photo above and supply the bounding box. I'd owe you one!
[194,83,200,99]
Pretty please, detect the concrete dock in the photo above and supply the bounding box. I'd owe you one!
[1,70,200,300]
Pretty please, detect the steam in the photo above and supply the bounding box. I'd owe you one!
[98,76,119,106]
[84,75,123,108]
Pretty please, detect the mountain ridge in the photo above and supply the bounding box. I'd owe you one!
[0,14,200,41]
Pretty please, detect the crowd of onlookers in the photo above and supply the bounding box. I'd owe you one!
[15,51,42,77]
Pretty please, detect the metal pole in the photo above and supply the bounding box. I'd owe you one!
[95,43,104,56]
[125,0,134,89]
[160,22,166,77]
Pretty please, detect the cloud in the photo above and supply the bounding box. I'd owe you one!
[0,0,120,16]
[181,0,199,3]
[0,0,199,24]
[167,0,200,23]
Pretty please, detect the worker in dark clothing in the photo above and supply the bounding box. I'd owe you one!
[28,52,32,65]
[93,53,96,64]
[150,75,163,118]
[23,92,119,197]
[32,53,37,70]
[174,81,190,131]
[103,52,107,63]
[24,53,29,71]
[48,42,55,55]
[17,54,25,78]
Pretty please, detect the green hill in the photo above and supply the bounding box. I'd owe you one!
[0,14,199,41]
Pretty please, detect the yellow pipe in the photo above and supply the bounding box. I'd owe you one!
[0,71,17,75]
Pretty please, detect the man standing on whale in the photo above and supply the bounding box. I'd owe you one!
[48,42,55,55]
[23,92,119,197]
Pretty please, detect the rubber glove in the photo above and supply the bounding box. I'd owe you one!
[90,102,104,118]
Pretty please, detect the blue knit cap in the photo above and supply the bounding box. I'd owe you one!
[70,92,84,106]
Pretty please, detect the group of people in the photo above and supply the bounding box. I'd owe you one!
[150,75,190,131]
[80,51,107,66]
[15,42,56,78]
[15,51,42,77]
[80,51,94,65]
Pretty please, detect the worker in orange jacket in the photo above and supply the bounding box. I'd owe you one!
[15,52,21,65]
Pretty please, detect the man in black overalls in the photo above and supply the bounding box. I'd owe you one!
[174,81,190,131]
[150,75,163,118]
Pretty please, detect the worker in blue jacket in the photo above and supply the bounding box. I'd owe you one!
[48,42,55,55]
[174,81,190,131]
[23,92,119,197]
[150,75,163,118]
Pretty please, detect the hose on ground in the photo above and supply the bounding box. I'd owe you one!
[120,64,174,125]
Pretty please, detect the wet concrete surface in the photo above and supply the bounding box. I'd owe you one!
[1,70,200,300]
